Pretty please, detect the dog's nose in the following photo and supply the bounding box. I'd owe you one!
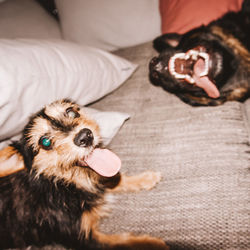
[150,57,164,72]
[150,57,159,67]
[74,128,94,147]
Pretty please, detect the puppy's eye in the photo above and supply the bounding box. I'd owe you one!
[39,136,52,150]
[66,108,79,119]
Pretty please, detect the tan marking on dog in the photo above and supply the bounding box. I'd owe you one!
[31,140,100,192]
[226,87,249,101]
[27,117,51,151]
[0,146,24,177]
[43,100,100,135]
[183,94,224,105]
[56,143,72,157]
[81,118,100,134]
[112,171,161,193]
[44,100,79,121]
[81,210,97,239]
[80,194,114,239]
[33,151,99,192]
[211,26,250,66]
[80,207,102,239]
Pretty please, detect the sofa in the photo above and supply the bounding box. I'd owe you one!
[0,0,249,249]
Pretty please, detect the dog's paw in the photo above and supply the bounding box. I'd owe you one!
[113,171,162,192]
[134,171,162,191]
[112,234,169,250]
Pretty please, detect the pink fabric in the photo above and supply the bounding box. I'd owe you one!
[160,0,243,34]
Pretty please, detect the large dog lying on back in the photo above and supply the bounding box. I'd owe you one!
[149,0,250,106]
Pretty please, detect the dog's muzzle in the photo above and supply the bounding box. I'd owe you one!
[74,128,94,147]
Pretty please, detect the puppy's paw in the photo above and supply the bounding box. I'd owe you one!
[113,234,169,250]
[134,171,162,191]
[113,171,162,192]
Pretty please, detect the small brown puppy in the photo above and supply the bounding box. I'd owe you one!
[0,99,168,250]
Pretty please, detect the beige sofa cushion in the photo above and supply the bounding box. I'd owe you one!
[90,42,250,249]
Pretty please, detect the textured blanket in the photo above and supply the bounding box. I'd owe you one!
[90,42,250,250]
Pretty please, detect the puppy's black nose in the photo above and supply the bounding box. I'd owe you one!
[74,128,94,147]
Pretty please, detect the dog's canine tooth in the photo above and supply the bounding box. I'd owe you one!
[198,52,210,77]
[185,75,195,84]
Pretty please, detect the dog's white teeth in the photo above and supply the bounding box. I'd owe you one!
[192,54,198,60]
[214,53,223,75]
[169,52,194,82]
[169,53,186,79]
[198,52,210,77]
[185,75,195,84]
[187,50,199,60]
[169,50,210,80]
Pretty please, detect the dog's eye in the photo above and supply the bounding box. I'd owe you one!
[66,108,79,119]
[39,136,52,150]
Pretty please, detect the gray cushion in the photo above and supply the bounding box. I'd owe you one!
[90,42,250,249]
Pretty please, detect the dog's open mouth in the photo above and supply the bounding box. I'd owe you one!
[168,48,220,98]
[78,148,121,177]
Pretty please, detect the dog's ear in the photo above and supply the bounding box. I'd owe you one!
[0,146,25,177]
[242,0,250,14]
[153,33,183,52]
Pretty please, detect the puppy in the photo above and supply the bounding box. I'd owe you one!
[149,0,250,106]
[0,99,168,250]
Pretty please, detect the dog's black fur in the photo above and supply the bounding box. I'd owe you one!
[0,100,168,250]
[0,170,104,249]
[149,0,250,106]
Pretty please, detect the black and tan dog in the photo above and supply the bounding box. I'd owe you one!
[149,0,250,106]
[0,99,168,250]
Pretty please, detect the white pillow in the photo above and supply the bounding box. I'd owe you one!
[84,108,130,146]
[0,107,130,150]
[0,39,137,141]
[55,0,161,51]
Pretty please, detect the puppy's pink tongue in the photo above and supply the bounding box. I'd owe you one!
[85,148,121,177]
[193,59,220,98]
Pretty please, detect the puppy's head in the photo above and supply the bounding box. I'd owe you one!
[17,100,102,188]
[1,100,121,190]
[23,99,100,170]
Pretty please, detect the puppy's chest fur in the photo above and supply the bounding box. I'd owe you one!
[0,170,105,247]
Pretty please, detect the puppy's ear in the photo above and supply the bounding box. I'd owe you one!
[153,33,182,52]
[0,146,25,177]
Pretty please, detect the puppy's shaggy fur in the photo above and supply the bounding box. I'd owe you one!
[149,0,250,106]
[0,99,168,250]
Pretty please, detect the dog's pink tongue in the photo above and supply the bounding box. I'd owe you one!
[85,148,121,177]
[193,59,220,98]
